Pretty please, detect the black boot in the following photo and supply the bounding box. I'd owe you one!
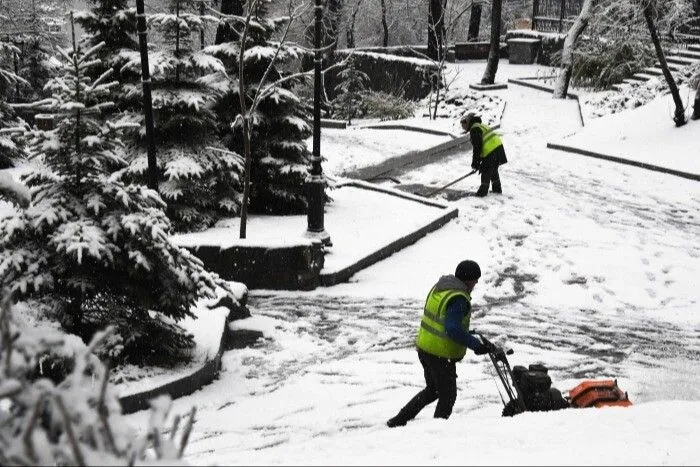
[492,182,502,194]
[475,185,488,197]
[386,416,408,428]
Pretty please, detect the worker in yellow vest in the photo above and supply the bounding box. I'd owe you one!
[460,113,508,197]
[386,260,492,427]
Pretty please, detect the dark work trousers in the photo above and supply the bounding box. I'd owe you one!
[391,349,458,423]
[475,156,502,196]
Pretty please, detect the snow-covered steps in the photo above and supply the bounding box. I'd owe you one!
[628,72,660,81]
[666,56,698,66]
[675,48,700,60]
[641,66,664,76]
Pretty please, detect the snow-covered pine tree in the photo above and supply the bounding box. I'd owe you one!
[73,0,139,107]
[0,39,29,168]
[0,22,230,365]
[121,0,244,232]
[205,1,315,214]
[332,55,369,125]
[0,296,195,466]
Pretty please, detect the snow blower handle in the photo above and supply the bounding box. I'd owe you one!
[473,332,513,357]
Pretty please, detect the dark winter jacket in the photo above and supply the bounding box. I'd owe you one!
[469,121,508,170]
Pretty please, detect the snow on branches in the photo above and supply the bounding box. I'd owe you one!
[119,0,245,232]
[0,296,195,466]
[0,25,233,365]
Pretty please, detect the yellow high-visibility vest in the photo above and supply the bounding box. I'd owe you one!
[415,287,471,360]
[473,123,503,159]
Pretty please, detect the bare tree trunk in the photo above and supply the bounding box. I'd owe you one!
[642,1,686,127]
[553,0,594,98]
[380,0,389,47]
[481,0,502,85]
[215,0,243,44]
[346,0,364,48]
[692,80,700,120]
[427,0,446,61]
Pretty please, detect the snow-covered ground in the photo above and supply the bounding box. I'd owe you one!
[116,61,700,465]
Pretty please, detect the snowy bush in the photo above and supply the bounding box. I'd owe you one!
[0,34,233,365]
[0,296,195,466]
[420,87,504,125]
[118,1,244,232]
[362,91,417,121]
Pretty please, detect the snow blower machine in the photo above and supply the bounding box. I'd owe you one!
[475,333,633,417]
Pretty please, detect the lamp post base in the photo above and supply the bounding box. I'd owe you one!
[304,228,332,247]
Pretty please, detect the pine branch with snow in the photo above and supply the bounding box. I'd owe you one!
[119,0,245,232]
[0,25,235,365]
[73,0,140,106]
[207,3,318,215]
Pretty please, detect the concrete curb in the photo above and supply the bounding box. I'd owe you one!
[358,124,459,138]
[320,180,458,287]
[507,77,585,128]
[507,77,580,100]
[509,76,699,182]
[118,314,228,415]
[546,143,700,182]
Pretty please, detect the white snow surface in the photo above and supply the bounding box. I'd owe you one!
[117,61,700,465]
[2,60,699,465]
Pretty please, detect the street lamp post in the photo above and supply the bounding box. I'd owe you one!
[306,0,331,246]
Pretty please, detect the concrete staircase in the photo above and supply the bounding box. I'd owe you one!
[611,43,700,92]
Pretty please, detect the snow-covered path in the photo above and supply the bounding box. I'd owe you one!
[124,69,700,466]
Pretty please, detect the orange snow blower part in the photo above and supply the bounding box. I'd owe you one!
[568,379,633,408]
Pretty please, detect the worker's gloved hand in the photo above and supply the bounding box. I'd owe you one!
[480,338,505,357]
[471,158,480,171]
[473,343,489,355]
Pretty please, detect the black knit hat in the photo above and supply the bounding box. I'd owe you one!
[460,113,481,130]
[455,260,481,282]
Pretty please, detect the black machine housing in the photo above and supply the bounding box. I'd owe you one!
[476,333,570,417]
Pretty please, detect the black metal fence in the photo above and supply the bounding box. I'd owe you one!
[531,0,584,33]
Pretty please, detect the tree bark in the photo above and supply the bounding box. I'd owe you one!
[553,0,594,99]
[692,79,700,120]
[346,0,364,48]
[481,0,503,85]
[467,3,482,41]
[380,0,389,47]
[642,1,686,127]
[427,0,446,61]
[215,0,244,44]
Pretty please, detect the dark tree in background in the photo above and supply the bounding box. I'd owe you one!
[427,0,446,60]
[215,0,244,43]
[0,40,28,169]
[467,2,482,41]
[641,0,686,126]
[481,0,502,84]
